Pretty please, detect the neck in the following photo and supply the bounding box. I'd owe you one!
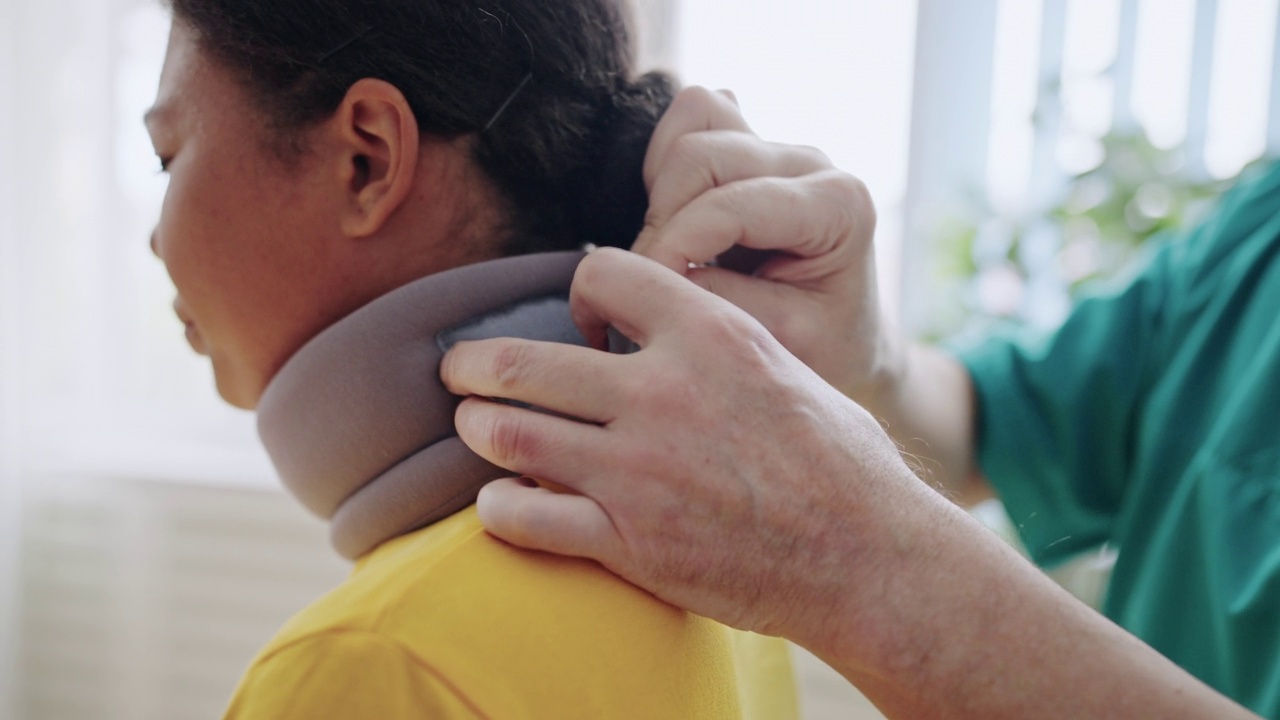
[257,252,587,559]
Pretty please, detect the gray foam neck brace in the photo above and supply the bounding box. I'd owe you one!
[257,251,588,560]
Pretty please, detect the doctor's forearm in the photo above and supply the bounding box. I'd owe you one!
[800,490,1259,720]
[854,343,991,506]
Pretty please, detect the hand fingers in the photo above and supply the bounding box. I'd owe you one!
[643,170,872,271]
[644,86,753,191]
[568,248,719,350]
[442,339,624,423]
[454,397,609,486]
[635,133,832,272]
[477,477,622,562]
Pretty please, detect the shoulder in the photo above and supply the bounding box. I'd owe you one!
[277,506,696,645]
[1168,161,1280,292]
[359,507,722,663]
[238,507,793,718]
[224,629,485,719]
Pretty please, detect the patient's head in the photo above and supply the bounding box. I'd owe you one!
[145,0,673,409]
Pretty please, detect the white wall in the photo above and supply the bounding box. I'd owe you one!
[9,0,272,492]
[672,0,919,317]
[1,0,23,715]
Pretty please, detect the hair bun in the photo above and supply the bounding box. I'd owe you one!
[562,71,677,250]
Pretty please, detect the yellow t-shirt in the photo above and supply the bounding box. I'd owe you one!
[222,506,797,719]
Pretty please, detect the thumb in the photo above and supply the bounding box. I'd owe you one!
[476,477,623,563]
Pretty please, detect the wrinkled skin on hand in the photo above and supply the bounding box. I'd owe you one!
[440,248,940,660]
[440,250,1261,720]
[438,84,922,653]
[439,87,1265,720]
[630,87,896,399]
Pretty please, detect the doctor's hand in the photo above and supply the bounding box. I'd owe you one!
[440,249,1258,720]
[634,87,894,398]
[441,248,941,657]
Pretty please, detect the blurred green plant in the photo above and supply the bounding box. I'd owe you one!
[921,130,1253,341]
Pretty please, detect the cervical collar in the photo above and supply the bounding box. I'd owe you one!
[257,252,588,560]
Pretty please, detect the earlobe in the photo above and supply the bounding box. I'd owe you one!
[336,78,421,238]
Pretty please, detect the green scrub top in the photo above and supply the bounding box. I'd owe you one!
[959,161,1280,715]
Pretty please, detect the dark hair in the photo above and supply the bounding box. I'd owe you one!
[166,0,676,254]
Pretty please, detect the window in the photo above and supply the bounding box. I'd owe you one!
[904,0,1280,336]
[9,1,274,487]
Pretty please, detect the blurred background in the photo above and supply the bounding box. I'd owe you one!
[1,0,1277,718]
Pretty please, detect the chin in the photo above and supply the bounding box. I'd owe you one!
[210,359,262,411]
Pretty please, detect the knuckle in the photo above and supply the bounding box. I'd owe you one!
[815,170,877,241]
[667,134,721,190]
[574,252,602,292]
[490,342,531,395]
[638,210,669,245]
[652,371,703,418]
[628,359,701,421]
[734,321,784,372]
[742,323,784,369]
[772,307,819,359]
[697,302,749,336]
[792,143,833,170]
[486,412,538,468]
[670,85,720,116]
[670,132,711,166]
[719,179,756,219]
[692,306,771,360]
[822,171,875,218]
[575,249,616,295]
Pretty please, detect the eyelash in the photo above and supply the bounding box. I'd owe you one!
[157,156,172,173]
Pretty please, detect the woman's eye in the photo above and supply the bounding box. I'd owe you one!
[157,156,172,173]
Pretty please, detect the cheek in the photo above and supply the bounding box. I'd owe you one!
[157,171,223,291]
[158,164,269,325]
[161,149,365,407]
[156,156,326,398]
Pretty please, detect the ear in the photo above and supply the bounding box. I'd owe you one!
[331,78,421,238]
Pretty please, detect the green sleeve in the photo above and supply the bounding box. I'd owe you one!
[955,162,1280,568]
[956,247,1176,567]
[222,631,484,720]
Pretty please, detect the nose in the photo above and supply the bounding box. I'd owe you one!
[150,229,160,258]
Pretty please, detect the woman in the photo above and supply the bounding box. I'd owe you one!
[145,1,797,717]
